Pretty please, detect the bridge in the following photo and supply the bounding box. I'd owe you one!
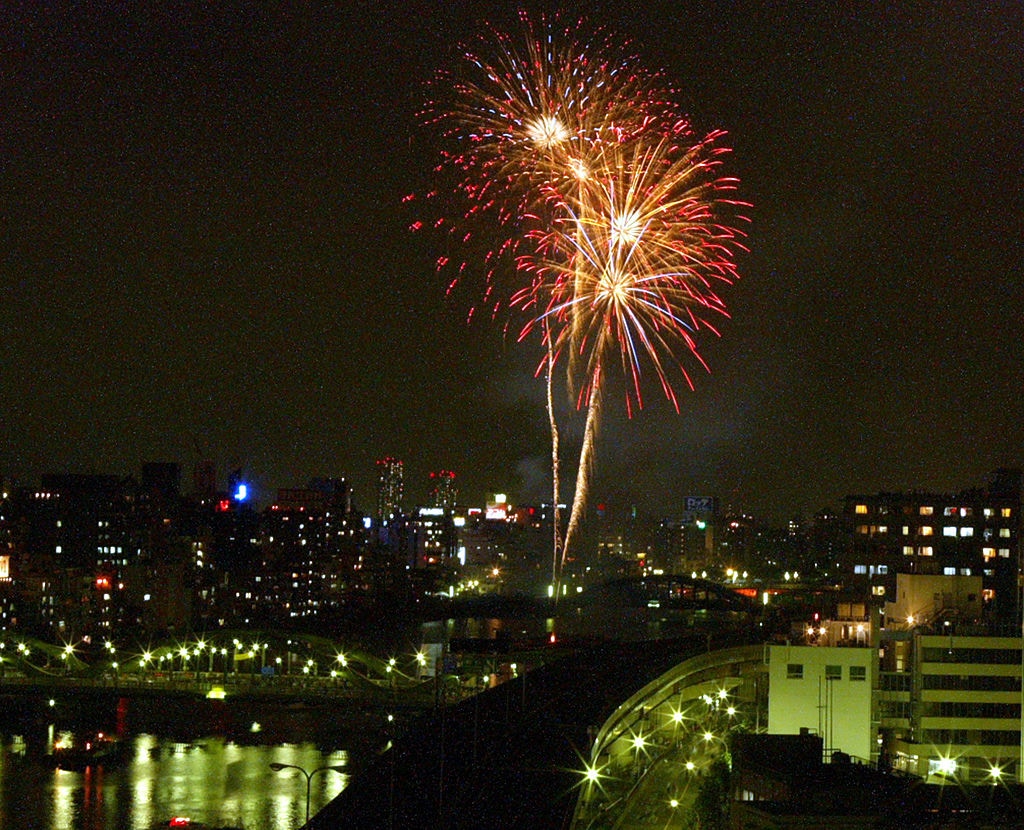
[571,643,767,828]
[0,627,541,710]
[0,577,772,826]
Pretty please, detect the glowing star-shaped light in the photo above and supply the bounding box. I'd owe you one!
[526,115,569,149]
[609,207,643,248]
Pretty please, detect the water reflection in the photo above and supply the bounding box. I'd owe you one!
[1,733,351,830]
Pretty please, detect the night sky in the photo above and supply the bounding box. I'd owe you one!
[1,2,1021,524]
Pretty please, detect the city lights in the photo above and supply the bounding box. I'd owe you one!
[0,1,1015,826]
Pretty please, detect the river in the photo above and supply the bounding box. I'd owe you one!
[0,695,392,830]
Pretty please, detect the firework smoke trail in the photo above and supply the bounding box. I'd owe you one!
[520,130,750,564]
[419,12,684,590]
[543,322,563,583]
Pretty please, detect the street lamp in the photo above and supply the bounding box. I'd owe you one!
[269,762,345,825]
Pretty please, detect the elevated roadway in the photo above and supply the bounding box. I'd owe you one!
[308,633,764,829]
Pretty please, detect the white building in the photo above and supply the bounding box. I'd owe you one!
[767,643,877,763]
[769,573,1024,785]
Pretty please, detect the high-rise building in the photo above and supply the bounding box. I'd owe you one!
[406,507,457,569]
[428,470,457,511]
[376,457,404,525]
[254,480,364,619]
[844,469,1022,620]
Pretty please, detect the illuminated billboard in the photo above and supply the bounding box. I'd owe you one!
[685,497,716,513]
[486,493,509,521]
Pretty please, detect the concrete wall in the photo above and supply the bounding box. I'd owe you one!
[768,644,876,762]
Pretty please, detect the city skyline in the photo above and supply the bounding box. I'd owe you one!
[2,455,1017,529]
[1,3,1020,526]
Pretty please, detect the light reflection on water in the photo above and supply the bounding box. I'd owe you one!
[1,734,350,830]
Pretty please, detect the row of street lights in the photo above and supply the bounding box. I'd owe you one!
[41,635,431,682]
[578,685,743,826]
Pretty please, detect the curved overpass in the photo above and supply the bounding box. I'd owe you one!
[570,644,766,828]
[308,635,766,829]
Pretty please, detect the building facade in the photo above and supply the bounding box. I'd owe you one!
[375,457,404,525]
[767,643,877,763]
[843,469,1022,620]
[769,572,1024,785]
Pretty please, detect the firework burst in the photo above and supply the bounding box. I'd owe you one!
[417,12,689,586]
[520,128,749,414]
[420,13,749,590]
[417,10,680,323]
[516,129,749,557]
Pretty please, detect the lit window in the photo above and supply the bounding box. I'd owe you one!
[903,546,914,556]
[983,508,994,518]
[854,565,867,574]
[902,526,910,536]
[919,546,933,556]
[877,565,888,574]
[959,527,973,537]
[849,666,866,681]
[999,549,1010,558]
[944,506,957,516]
[1002,508,1012,518]
[919,526,933,536]
[943,567,956,575]
[871,585,886,596]
[942,527,957,537]
[855,504,868,515]
[920,506,934,516]
[856,525,869,535]
[878,525,887,534]
[787,664,803,679]
[999,528,1011,538]
[983,548,996,561]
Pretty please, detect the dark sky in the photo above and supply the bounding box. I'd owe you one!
[1,1,1021,523]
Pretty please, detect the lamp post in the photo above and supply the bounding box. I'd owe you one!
[269,762,345,825]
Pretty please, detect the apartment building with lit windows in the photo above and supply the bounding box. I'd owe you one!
[878,573,1021,783]
[843,468,1021,620]
[376,457,404,525]
[768,572,1023,785]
